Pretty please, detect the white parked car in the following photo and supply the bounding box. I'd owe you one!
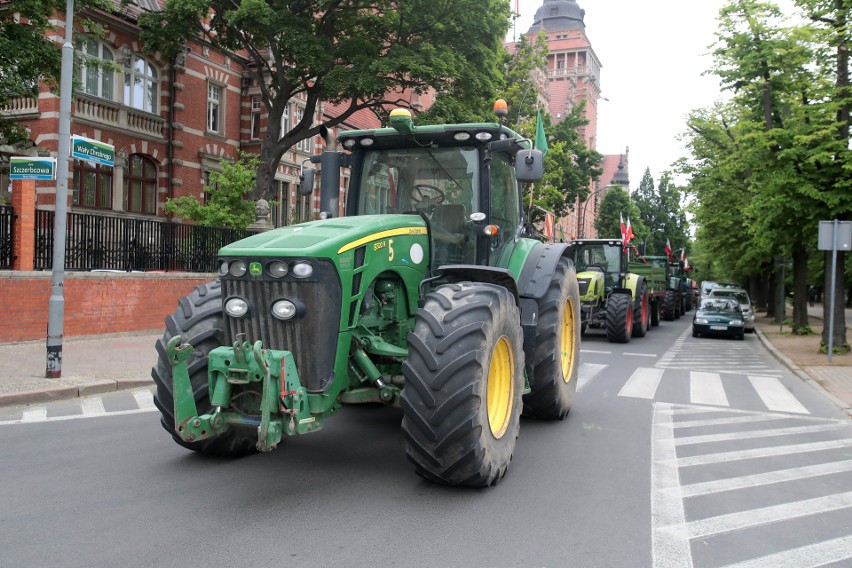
[709,288,755,333]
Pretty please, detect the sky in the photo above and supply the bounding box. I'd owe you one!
[506,0,795,190]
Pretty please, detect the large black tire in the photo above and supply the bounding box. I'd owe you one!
[523,257,580,420]
[650,299,661,327]
[662,290,677,321]
[401,282,524,487]
[606,292,633,343]
[632,280,649,338]
[151,280,257,456]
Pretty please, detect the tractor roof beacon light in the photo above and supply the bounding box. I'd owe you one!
[390,109,415,135]
[493,99,508,126]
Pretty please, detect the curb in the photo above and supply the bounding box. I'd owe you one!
[0,377,154,408]
[755,327,852,419]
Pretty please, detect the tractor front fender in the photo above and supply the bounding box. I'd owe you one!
[516,242,574,300]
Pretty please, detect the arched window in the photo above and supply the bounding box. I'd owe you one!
[76,40,115,100]
[124,55,159,114]
[124,154,157,214]
[72,160,113,210]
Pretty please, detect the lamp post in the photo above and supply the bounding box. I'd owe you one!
[642,228,664,256]
[579,185,607,238]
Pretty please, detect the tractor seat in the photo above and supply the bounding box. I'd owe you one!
[431,204,467,234]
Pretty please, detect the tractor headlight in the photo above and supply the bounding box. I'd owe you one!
[218,261,229,276]
[225,297,249,318]
[228,260,247,277]
[475,132,493,141]
[292,262,313,278]
[272,299,297,320]
[453,132,471,141]
[268,261,288,278]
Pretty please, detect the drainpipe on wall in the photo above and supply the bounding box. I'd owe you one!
[167,55,177,217]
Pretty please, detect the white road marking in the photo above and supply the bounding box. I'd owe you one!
[0,407,157,426]
[81,397,106,416]
[577,363,607,392]
[619,367,664,399]
[132,388,156,410]
[580,349,612,354]
[21,407,47,422]
[749,375,810,414]
[651,403,693,568]
[624,352,658,358]
[674,422,848,446]
[718,534,852,568]
[690,372,729,407]
[674,414,786,429]
[671,459,852,498]
[668,438,852,468]
[674,491,852,539]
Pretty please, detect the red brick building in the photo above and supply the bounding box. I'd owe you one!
[510,0,628,240]
[0,1,432,226]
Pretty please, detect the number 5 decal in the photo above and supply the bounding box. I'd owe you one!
[388,239,394,261]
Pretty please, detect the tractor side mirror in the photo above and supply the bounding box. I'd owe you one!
[515,149,544,182]
[298,168,315,196]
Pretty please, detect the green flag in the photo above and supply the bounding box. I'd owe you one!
[535,108,548,157]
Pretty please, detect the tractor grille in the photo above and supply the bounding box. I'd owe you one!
[578,278,591,296]
[222,259,342,393]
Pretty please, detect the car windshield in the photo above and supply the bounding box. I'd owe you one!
[700,298,739,312]
[711,290,749,306]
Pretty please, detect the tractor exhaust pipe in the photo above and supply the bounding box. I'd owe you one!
[318,125,341,219]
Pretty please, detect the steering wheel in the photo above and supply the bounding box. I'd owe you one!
[410,184,445,205]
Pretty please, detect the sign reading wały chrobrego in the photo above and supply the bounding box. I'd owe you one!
[10,156,57,180]
[70,135,115,167]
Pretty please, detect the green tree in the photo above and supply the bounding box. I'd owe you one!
[632,167,690,257]
[594,186,645,244]
[164,153,259,229]
[0,0,112,144]
[139,0,511,201]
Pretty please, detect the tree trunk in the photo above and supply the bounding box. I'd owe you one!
[822,249,849,352]
[791,247,808,331]
[766,268,777,319]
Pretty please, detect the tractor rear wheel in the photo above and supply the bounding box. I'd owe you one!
[151,280,257,456]
[523,257,580,420]
[606,292,633,343]
[662,290,677,321]
[401,282,524,487]
[632,281,649,338]
[650,299,661,327]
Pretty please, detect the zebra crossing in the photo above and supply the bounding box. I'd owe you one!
[0,388,157,425]
[652,403,852,567]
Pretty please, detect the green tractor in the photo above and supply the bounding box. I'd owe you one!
[152,107,582,487]
[570,239,668,343]
[645,256,684,321]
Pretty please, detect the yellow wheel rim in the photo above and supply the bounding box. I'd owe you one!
[560,298,576,383]
[487,336,514,439]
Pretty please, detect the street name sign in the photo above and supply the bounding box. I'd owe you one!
[10,156,57,180]
[71,135,115,167]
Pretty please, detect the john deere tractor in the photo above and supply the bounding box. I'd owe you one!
[152,106,582,487]
[571,239,667,343]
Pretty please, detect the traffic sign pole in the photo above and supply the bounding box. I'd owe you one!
[46,0,75,378]
[828,220,838,363]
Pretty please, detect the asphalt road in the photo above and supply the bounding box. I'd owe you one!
[2,317,851,568]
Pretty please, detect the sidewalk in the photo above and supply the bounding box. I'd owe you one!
[754,302,852,418]
[0,331,161,406]
[0,307,850,419]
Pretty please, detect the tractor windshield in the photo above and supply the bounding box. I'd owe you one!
[574,244,623,290]
[355,147,479,264]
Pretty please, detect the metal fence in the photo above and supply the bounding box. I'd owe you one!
[34,209,250,272]
[0,205,12,269]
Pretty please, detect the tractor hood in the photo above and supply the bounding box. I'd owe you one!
[218,214,428,258]
[576,270,604,301]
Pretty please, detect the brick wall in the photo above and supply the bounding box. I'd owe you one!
[0,271,215,343]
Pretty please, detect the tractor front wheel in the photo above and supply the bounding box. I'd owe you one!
[151,280,257,456]
[606,292,633,343]
[523,257,580,420]
[401,282,524,487]
[662,290,677,321]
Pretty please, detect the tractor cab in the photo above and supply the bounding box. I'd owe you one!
[572,239,626,294]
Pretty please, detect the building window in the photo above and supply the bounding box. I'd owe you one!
[124,154,157,214]
[280,102,290,140]
[124,55,158,113]
[251,96,262,140]
[73,160,113,210]
[76,40,115,100]
[295,106,313,153]
[207,83,222,134]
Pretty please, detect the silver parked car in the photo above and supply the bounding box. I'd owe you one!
[709,288,755,333]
